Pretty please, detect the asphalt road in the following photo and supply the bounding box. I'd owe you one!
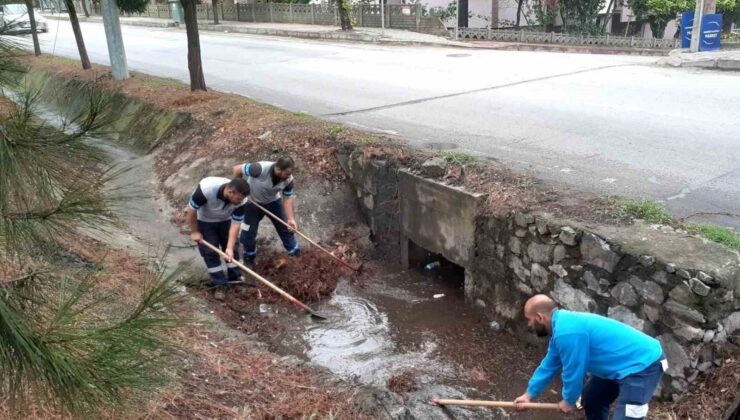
[29,20,740,229]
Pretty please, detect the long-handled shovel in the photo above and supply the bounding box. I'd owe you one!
[200,240,328,320]
[248,200,362,273]
[432,399,560,410]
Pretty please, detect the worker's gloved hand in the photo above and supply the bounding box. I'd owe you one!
[225,247,234,263]
[513,392,532,411]
[191,232,203,243]
[558,400,575,413]
[287,219,298,232]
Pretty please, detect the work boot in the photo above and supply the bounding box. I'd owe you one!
[287,248,301,257]
[213,288,226,301]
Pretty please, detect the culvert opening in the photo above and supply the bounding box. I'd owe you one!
[406,239,465,289]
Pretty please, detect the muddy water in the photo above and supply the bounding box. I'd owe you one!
[66,132,560,419]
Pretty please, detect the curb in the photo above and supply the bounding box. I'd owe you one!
[656,48,740,71]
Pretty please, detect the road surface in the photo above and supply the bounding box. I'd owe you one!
[29,20,740,229]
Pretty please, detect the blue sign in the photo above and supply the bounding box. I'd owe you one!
[681,11,694,49]
[680,11,723,51]
[700,14,722,51]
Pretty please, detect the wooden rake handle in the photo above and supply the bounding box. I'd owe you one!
[248,199,360,272]
[432,399,560,410]
[199,239,312,312]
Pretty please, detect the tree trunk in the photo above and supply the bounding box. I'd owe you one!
[212,0,219,24]
[601,0,614,32]
[25,0,41,56]
[80,0,90,18]
[515,0,523,28]
[65,0,91,69]
[490,0,499,28]
[181,0,207,91]
[337,0,352,30]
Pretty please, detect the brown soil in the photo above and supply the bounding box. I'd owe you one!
[653,357,740,420]
[0,237,367,419]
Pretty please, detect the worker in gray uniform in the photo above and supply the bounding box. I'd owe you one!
[188,177,250,300]
[232,156,299,269]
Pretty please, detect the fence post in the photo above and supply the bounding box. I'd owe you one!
[415,3,420,31]
[236,3,240,20]
[519,30,524,42]
[606,34,610,46]
[251,3,256,22]
[311,3,315,24]
[488,26,491,39]
[386,4,390,28]
[550,31,554,43]
[221,2,224,21]
[334,4,338,26]
[269,2,273,22]
[630,36,634,47]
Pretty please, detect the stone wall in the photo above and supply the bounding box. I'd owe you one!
[469,212,739,398]
[340,150,740,400]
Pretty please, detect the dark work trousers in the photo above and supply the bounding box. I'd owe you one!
[196,220,241,286]
[239,199,299,261]
[582,357,665,420]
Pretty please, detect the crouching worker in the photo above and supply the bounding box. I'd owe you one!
[514,295,666,420]
[188,177,250,301]
[232,156,299,269]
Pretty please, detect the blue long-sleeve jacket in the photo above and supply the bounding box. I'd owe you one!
[527,309,664,405]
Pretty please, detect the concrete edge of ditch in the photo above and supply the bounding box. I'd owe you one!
[27,65,740,405]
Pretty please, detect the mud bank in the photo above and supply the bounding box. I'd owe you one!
[21,57,739,419]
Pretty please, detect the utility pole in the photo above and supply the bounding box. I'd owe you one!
[689,0,705,52]
[380,0,384,34]
[455,0,459,39]
[101,0,129,80]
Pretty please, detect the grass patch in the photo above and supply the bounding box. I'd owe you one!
[437,150,475,165]
[686,223,740,251]
[139,75,184,88]
[611,198,673,224]
[611,198,740,251]
[356,136,378,146]
[327,125,344,136]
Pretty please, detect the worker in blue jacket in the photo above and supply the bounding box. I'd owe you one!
[514,295,667,420]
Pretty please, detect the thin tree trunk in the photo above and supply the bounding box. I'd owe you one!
[25,0,41,55]
[80,0,90,17]
[181,0,206,91]
[337,0,352,30]
[601,0,615,32]
[211,0,219,24]
[65,0,91,69]
[515,0,523,28]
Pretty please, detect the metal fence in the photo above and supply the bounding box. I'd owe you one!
[457,27,682,49]
[91,3,447,35]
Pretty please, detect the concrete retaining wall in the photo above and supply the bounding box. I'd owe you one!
[340,149,740,400]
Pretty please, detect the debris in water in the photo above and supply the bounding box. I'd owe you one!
[433,294,445,299]
[424,261,441,270]
[387,370,419,398]
[489,321,501,332]
[259,303,269,313]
